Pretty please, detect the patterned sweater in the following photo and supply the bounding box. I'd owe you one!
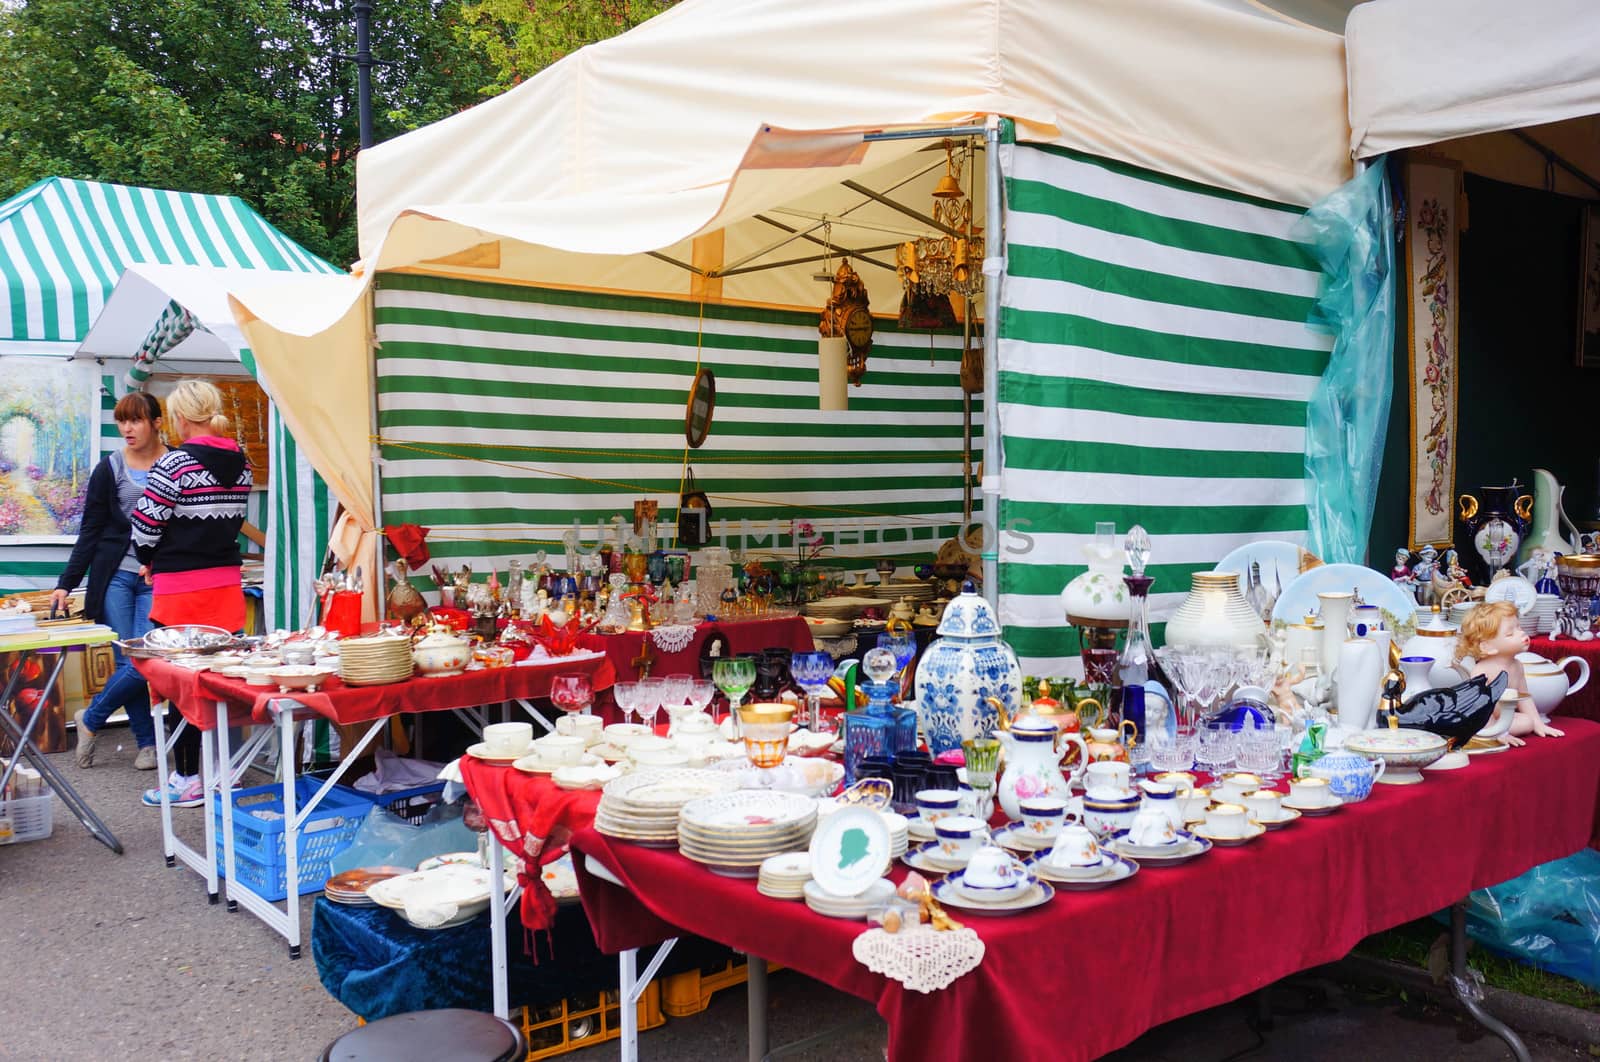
[131,438,253,576]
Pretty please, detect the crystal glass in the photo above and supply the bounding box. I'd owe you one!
[1235,723,1284,781]
[686,678,716,720]
[713,657,756,722]
[612,680,639,726]
[876,630,917,674]
[1158,648,1224,736]
[637,676,666,731]
[550,672,593,717]
[791,651,835,731]
[962,737,1002,820]
[1147,731,1195,773]
[662,672,693,720]
[1194,720,1237,780]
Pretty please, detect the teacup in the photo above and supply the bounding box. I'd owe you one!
[484,722,534,758]
[959,845,1032,900]
[933,815,989,865]
[533,733,585,765]
[624,735,673,758]
[1084,760,1132,797]
[1242,789,1283,823]
[1046,823,1103,870]
[1177,786,1211,823]
[915,788,963,826]
[1127,806,1179,847]
[630,747,690,769]
[1288,777,1332,807]
[557,714,604,746]
[1204,802,1250,839]
[1214,772,1261,804]
[1153,771,1196,794]
[604,723,653,748]
[1018,795,1070,837]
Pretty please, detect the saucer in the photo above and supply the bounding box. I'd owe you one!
[513,752,601,775]
[1280,795,1343,816]
[466,742,533,765]
[900,840,967,875]
[991,821,1057,853]
[931,873,1054,915]
[1115,831,1194,858]
[1191,820,1267,847]
[1108,832,1211,866]
[1029,851,1113,879]
[906,816,937,843]
[1024,852,1139,891]
[1253,807,1301,831]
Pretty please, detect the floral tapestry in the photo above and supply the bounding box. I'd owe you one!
[1405,157,1461,548]
[0,358,98,542]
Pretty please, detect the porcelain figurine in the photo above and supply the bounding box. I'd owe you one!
[1517,548,1560,596]
[914,582,1023,755]
[1456,601,1564,742]
[1391,548,1419,602]
[1393,671,1506,748]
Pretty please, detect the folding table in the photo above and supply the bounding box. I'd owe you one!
[0,624,123,854]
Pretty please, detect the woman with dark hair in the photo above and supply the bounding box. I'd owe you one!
[55,391,168,771]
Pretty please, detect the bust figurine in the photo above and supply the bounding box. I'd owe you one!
[1455,600,1564,743]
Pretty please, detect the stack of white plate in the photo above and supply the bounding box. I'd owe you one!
[594,769,739,846]
[864,578,938,605]
[1449,601,1476,626]
[804,596,884,622]
[338,632,414,686]
[1529,593,1562,634]
[803,877,896,918]
[756,852,812,899]
[677,791,818,875]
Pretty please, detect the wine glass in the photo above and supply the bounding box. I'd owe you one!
[637,676,666,733]
[613,680,639,726]
[662,672,693,730]
[791,651,835,732]
[686,678,716,720]
[876,631,916,676]
[713,657,756,723]
[550,672,592,718]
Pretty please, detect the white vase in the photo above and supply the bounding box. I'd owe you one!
[1335,637,1382,733]
[1317,592,1353,678]
[1163,572,1264,649]
[1060,525,1131,625]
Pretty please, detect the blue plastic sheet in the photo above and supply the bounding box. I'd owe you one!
[1293,161,1396,564]
[1449,849,1600,991]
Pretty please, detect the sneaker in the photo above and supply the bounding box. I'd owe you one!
[133,745,157,771]
[74,708,97,768]
[142,773,205,809]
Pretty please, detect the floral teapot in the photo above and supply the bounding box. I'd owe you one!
[990,698,1089,820]
[914,582,1023,755]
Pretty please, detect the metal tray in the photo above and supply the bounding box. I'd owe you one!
[117,624,244,659]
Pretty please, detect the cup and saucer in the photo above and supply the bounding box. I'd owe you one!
[930,845,1054,914]
[1025,825,1139,890]
[1241,789,1301,830]
[1112,808,1195,858]
[1190,802,1266,847]
[511,734,596,774]
[901,815,989,874]
[467,722,536,765]
[1280,777,1343,816]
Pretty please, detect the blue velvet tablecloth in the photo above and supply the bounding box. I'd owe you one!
[312,898,731,1020]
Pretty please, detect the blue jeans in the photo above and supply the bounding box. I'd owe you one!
[84,569,154,748]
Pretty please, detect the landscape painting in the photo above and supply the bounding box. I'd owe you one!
[0,359,97,541]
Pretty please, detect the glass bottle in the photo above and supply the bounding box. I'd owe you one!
[1114,525,1162,747]
[843,648,906,784]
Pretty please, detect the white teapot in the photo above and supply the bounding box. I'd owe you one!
[1517,652,1590,721]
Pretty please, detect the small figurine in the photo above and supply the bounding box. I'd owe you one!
[1390,547,1418,602]
[1412,544,1439,604]
[1431,548,1475,606]
[1454,600,1564,742]
[1518,548,1560,596]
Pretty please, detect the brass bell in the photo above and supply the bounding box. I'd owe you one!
[932,171,964,200]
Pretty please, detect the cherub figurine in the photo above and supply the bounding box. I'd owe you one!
[1390,547,1418,602]
[1455,600,1564,742]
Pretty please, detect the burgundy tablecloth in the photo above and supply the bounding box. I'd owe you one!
[135,651,616,730]
[1532,635,1600,722]
[573,721,1600,1062]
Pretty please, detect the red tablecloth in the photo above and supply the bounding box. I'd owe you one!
[573,720,1600,1062]
[134,651,616,730]
[1531,635,1600,721]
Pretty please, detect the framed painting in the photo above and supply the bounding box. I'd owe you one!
[1578,202,1600,368]
[1404,156,1462,549]
[0,358,100,543]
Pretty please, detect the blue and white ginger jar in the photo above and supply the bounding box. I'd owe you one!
[914,583,1022,755]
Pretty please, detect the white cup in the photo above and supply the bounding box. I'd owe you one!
[630,747,690,768]
[604,723,653,748]
[963,845,1030,890]
[1242,789,1283,823]
[1018,795,1070,837]
[1128,806,1179,847]
[1214,772,1261,804]
[1288,777,1332,807]
[557,714,604,745]
[915,788,963,826]
[1204,802,1249,839]
[933,815,989,865]
[1046,823,1102,868]
[484,722,533,757]
[1177,786,1211,823]
[533,733,585,765]
[1084,760,1131,797]
[1153,771,1195,794]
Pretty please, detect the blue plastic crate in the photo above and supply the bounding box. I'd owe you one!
[378,781,448,825]
[213,778,377,902]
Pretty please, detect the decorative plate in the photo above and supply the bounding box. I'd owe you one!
[990,821,1059,853]
[900,840,966,875]
[808,806,891,898]
[1213,541,1320,603]
[679,790,816,832]
[1279,795,1344,815]
[465,743,532,765]
[603,769,739,808]
[1270,562,1419,632]
[1484,576,1537,616]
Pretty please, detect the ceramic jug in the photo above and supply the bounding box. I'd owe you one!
[993,714,1089,821]
[1335,637,1382,733]
[1317,592,1353,679]
[914,582,1023,755]
[1459,484,1533,583]
[1519,469,1580,564]
[1398,656,1436,702]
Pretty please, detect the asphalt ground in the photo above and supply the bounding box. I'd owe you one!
[2,732,1594,1061]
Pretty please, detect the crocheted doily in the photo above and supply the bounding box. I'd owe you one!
[852,925,985,993]
[650,624,698,653]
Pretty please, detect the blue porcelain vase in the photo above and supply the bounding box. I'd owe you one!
[913,583,1022,755]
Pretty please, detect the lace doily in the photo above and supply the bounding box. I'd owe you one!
[650,624,698,653]
[852,925,985,993]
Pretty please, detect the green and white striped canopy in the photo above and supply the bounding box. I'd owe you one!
[996,142,1330,675]
[0,177,336,346]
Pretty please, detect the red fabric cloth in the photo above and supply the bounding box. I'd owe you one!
[459,758,602,935]
[135,651,615,729]
[1531,635,1600,721]
[573,720,1600,1062]
[149,584,246,633]
[592,615,814,720]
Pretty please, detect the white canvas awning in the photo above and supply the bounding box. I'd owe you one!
[1346,0,1600,159]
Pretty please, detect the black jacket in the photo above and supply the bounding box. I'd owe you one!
[55,455,129,622]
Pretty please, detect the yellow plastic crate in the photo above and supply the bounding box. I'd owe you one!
[520,982,664,1060]
[661,956,781,1018]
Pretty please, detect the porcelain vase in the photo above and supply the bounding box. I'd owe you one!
[914,584,1023,755]
[1163,572,1264,649]
[1317,592,1353,679]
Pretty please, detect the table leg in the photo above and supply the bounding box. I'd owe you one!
[282,706,302,960]
[200,724,219,903]
[1450,901,1531,1062]
[617,938,678,1062]
[747,951,769,1062]
[153,702,176,867]
[216,703,238,913]
[489,834,509,1020]
[513,698,557,734]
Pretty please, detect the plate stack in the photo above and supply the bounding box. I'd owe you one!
[323,866,410,906]
[757,852,812,899]
[594,769,739,846]
[864,578,938,607]
[1529,593,1562,634]
[803,877,895,918]
[677,791,819,877]
[339,632,414,686]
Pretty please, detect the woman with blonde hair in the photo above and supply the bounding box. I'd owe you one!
[131,379,253,807]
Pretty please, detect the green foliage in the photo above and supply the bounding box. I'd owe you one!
[458,0,678,93]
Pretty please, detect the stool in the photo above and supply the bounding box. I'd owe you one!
[319,1008,526,1062]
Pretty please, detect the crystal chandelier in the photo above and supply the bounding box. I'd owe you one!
[896,140,984,299]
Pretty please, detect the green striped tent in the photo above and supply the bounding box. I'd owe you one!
[996,142,1329,674]
[0,178,340,630]
[374,274,973,576]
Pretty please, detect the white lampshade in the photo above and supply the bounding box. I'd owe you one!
[818,335,848,410]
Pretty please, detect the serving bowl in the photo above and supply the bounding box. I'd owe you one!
[1342,727,1448,785]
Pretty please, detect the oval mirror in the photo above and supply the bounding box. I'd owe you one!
[684,368,716,449]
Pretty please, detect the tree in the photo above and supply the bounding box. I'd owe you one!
[0,0,493,265]
[457,0,678,94]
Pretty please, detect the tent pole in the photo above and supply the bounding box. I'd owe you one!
[367,289,386,619]
[980,117,1002,609]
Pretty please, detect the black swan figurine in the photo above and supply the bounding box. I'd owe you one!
[1392,671,1508,748]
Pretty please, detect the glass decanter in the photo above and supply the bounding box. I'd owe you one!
[843,648,902,784]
